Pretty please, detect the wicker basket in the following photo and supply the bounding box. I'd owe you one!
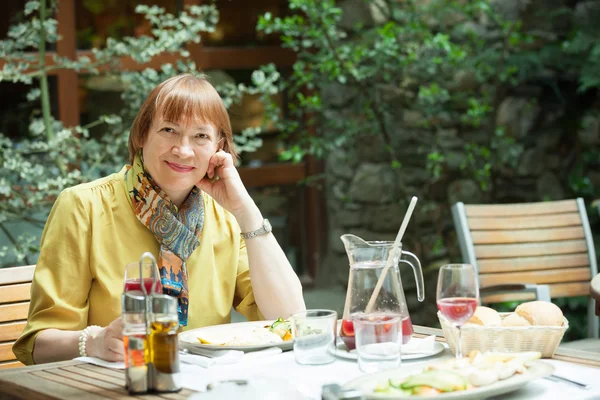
[438,312,569,358]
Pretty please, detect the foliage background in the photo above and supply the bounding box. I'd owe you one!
[253,0,600,340]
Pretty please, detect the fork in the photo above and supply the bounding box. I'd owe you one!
[544,374,592,390]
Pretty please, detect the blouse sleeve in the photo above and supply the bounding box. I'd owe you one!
[12,188,93,365]
[232,238,264,321]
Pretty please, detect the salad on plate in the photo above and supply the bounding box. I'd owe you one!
[372,350,543,396]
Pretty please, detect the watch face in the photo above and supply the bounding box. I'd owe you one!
[264,219,272,232]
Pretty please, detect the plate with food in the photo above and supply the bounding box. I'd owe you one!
[343,350,554,399]
[179,318,294,352]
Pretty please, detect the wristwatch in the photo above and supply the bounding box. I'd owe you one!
[240,218,272,240]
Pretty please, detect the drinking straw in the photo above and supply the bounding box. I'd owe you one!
[364,196,418,314]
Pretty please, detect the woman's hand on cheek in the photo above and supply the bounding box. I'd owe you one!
[196,150,254,216]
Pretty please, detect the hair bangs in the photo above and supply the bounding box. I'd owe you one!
[156,78,224,131]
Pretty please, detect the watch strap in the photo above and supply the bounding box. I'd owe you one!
[241,218,272,240]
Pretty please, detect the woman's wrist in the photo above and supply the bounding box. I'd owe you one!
[235,203,263,233]
[80,325,101,358]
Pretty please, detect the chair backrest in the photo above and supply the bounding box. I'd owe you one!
[452,199,598,304]
[0,265,34,369]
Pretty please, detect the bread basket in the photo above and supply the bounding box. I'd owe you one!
[438,312,569,358]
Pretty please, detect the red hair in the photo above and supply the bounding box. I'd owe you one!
[128,74,236,162]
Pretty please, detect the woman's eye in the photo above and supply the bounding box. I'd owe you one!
[195,133,209,140]
[161,127,175,134]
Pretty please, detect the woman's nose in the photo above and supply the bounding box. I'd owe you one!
[172,138,194,158]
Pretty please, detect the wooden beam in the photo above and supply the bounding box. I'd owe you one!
[56,0,79,127]
[0,46,295,75]
[238,162,306,188]
[190,46,296,70]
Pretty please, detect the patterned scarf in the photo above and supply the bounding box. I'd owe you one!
[124,153,204,326]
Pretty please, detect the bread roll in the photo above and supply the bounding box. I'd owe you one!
[515,301,563,326]
[502,312,531,327]
[467,306,502,326]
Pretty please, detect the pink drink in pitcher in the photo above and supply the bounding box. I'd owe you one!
[340,314,413,350]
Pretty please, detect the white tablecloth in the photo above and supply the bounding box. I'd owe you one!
[180,346,600,400]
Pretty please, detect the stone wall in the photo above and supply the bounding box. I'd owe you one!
[318,0,600,328]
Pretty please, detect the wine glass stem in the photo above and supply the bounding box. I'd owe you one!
[457,325,462,359]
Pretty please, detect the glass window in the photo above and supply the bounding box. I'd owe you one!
[0,0,26,40]
[0,77,59,139]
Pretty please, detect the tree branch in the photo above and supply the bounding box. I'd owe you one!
[313,8,397,162]
[38,0,53,143]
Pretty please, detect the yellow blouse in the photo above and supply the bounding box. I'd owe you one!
[13,166,262,365]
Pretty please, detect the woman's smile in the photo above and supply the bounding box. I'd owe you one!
[165,161,195,173]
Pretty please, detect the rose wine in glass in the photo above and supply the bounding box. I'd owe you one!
[124,261,162,294]
[436,264,479,360]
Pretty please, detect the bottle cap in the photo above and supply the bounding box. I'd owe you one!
[122,292,146,313]
[151,294,178,315]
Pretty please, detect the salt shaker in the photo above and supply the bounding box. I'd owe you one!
[149,294,181,392]
[122,291,149,394]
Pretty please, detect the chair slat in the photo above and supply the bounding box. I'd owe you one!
[0,360,24,369]
[0,302,29,323]
[0,341,16,362]
[0,265,35,285]
[0,283,31,304]
[0,322,27,342]
[471,226,585,244]
[480,267,591,287]
[482,282,590,303]
[465,200,578,217]
[474,240,587,258]
[478,253,590,273]
[468,213,582,230]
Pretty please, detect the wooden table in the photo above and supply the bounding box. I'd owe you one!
[1,326,599,399]
[592,273,600,317]
[0,360,197,399]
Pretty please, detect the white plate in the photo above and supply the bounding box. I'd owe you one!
[343,361,554,399]
[179,320,294,352]
[335,338,446,361]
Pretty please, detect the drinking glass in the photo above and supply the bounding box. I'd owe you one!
[353,313,402,373]
[436,264,479,360]
[291,309,337,365]
[124,260,162,294]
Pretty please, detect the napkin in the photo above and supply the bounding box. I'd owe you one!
[403,335,436,354]
[181,346,283,368]
[74,356,125,369]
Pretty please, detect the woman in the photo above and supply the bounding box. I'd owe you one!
[13,74,306,365]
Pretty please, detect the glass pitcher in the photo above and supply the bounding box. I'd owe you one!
[339,234,424,350]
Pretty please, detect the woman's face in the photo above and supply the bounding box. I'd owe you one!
[142,113,220,198]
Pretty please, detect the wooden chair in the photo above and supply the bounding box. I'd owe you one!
[452,199,599,339]
[0,265,34,369]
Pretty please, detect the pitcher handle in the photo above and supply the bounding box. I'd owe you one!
[398,250,425,302]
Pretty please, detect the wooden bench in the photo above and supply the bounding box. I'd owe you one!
[452,199,599,339]
[0,265,34,369]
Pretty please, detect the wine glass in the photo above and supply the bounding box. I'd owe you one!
[436,264,479,360]
[123,260,162,294]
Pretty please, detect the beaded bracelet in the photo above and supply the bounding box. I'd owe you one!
[78,325,100,357]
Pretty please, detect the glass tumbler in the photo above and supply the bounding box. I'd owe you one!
[291,309,337,365]
[353,313,402,373]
